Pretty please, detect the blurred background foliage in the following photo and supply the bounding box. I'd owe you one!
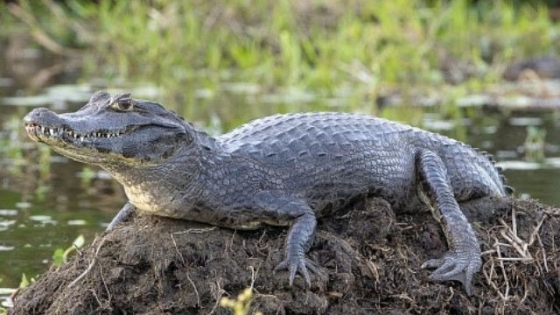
[1,0,559,114]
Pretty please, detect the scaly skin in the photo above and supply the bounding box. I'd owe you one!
[24,91,511,295]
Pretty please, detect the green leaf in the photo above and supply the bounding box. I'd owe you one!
[20,273,29,289]
[73,235,86,249]
[52,248,65,267]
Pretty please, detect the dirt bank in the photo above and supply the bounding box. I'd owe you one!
[9,197,560,314]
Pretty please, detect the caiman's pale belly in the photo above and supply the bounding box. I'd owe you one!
[123,182,293,229]
[123,184,184,218]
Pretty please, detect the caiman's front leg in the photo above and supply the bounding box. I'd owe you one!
[416,150,482,295]
[252,191,319,285]
[106,202,136,231]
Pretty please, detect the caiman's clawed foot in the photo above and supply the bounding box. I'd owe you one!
[274,255,320,286]
[421,250,482,295]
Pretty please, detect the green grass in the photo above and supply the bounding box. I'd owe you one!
[2,0,559,125]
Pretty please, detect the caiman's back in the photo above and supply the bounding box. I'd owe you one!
[219,112,507,211]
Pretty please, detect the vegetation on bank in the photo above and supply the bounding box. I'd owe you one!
[1,0,558,114]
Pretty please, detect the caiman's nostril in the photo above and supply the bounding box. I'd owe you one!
[23,114,35,125]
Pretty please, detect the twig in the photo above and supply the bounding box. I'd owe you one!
[527,215,546,247]
[499,229,532,260]
[495,257,533,261]
[495,238,511,299]
[186,273,201,307]
[249,264,260,291]
[173,227,216,235]
[543,207,560,216]
[366,259,380,283]
[68,238,107,288]
[228,230,236,255]
[520,279,529,305]
[98,264,112,308]
[209,280,225,315]
[170,234,186,265]
[483,248,506,301]
[511,207,517,237]
[537,232,549,273]
[499,218,525,248]
[499,214,533,260]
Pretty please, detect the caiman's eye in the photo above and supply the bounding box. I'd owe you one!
[111,94,134,112]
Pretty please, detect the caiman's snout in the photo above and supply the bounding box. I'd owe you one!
[24,108,58,142]
[24,107,51,123]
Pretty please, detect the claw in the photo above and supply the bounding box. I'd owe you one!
[274,257,318,286]
[421,251,481,295]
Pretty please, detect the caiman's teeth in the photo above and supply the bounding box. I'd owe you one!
[36,126,127,141]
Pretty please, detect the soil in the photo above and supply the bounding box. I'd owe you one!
[9,197,560,315]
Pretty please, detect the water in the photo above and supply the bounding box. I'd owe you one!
[0,144,122,289]
[0,84,559,300]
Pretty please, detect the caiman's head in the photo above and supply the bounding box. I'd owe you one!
[24,91,193,166]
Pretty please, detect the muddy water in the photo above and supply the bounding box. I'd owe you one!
[0,86,559,301]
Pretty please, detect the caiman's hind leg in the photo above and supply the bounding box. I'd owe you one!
[416,150,482,295]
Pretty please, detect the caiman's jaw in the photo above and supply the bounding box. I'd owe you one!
[25,122,136,144]
[23,91,190,166]
[24,120,139,163]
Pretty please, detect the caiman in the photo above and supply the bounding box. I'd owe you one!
[24,91,512,295]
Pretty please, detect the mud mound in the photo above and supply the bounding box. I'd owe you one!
[9,198,560,314]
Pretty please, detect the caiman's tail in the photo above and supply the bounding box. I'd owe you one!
[478,149,514,196]
[496,165,514,195]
